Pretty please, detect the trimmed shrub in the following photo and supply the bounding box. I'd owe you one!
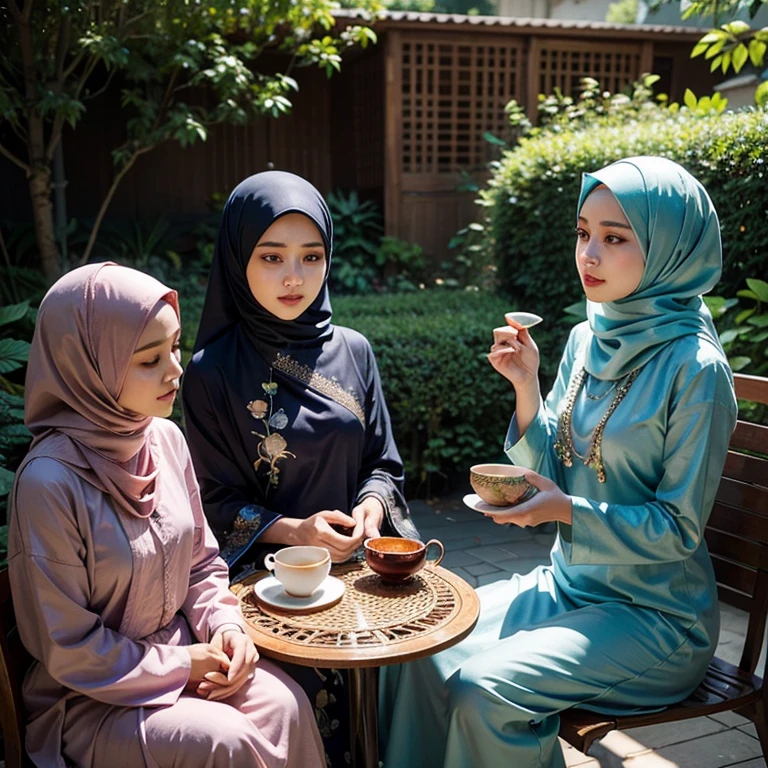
[480,108,768,377]
[334,289,549,496]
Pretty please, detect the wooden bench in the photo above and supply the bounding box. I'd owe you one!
[559,372,768,760]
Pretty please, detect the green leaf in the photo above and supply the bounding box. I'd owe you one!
[722,20,751,36]
[734,308,756,325]
[729,356,752,371]
[746,279,768,302]
[748,39,767,67]
[704,38,727,59]
[692,40,711,58]
[0,301,29,327]
[732,44,749,73]
[684,88,697,109]
[0,466,15,497]
[0,339,30,374]
[757,80,768,107]
[483,132,507,147]
[704,295,738,317]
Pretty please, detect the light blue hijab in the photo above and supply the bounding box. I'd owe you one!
[577,156,724,380]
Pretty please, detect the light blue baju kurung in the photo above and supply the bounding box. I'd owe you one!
[378,157,738,768]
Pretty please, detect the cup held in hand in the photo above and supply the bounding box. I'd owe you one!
[363,536,444,584]
[470,463,537,507]
[264,545,331,597]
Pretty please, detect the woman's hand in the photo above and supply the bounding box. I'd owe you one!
[195,629,259,702]
[185,642,231,693]
[293,509,363,562]
[487,317,540,389]
[482,471,572,528]
[351,496,385,541]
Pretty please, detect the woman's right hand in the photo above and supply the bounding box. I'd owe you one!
[293,509,362,562]
[487,318,540,389]
[185,643,231,692]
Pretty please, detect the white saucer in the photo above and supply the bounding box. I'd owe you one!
[463,493,527,515]
[252,575,345,613]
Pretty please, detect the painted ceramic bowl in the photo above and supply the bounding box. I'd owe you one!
[469,463,537,507]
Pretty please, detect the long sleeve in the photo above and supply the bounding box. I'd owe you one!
[182,357,279,555]
[565,361,737,566]
[8,459,190,708]
[178,432,248,637]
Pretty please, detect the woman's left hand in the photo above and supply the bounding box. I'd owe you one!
[196,629,258,701]
[351,497,385,541]
[482,471,572,528]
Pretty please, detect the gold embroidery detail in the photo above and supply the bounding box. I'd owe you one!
[273,352,365,424]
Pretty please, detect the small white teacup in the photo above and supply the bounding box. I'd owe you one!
[264,546,331,598]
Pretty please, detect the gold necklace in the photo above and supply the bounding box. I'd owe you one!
[554,366,640,483]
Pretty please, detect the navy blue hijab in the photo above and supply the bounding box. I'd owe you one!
[194,170,335,354]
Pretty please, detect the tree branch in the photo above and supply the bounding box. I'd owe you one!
[45,113,65,162]
[83,69,117,102]
[0,141,31,174]
[79,143,158,265]
[62,51,87,83]
[73,55,101,101]
[54,16,71,81]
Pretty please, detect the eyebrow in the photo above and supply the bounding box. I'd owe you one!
[134,329,181,354]
[578,215,633,230]
[255,240,325,249]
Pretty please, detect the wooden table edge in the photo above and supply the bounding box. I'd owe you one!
[237,564,481,669]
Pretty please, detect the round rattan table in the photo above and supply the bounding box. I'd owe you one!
[232,562,480,768]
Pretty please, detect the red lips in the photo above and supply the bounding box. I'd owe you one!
[582,274,605,287]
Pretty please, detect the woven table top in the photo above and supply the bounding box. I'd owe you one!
[232,562,480,668]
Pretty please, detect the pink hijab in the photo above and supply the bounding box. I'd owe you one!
[23,263,179,518]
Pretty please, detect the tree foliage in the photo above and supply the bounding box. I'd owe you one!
[652,0,768,105]
[0,0,380,280]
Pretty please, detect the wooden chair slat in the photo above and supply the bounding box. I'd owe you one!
[716,477,768,517]
[709,502,768,545]
[735,373,768,405]
[710,555,756,596]
[559,372,768,759]
[723,451,768,487]
[731,421,768,456]
[705,528,762,571]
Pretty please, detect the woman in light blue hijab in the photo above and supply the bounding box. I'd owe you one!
[378,157,738,768]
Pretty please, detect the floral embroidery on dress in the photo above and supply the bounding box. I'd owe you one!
[248,377,295,489]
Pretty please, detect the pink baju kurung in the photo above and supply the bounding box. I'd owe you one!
[9,417,324,768]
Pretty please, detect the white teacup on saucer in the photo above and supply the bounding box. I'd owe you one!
[264,545,331,598]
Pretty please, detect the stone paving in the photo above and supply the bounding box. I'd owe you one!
[408,491,767,768]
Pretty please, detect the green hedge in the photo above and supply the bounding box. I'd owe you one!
[334,290,551,495]
[482,108,768,374]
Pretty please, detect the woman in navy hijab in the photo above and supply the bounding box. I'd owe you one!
[183,169,417,577]
[182,171,418,763]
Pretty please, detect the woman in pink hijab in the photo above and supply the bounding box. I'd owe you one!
[7,263,325,768]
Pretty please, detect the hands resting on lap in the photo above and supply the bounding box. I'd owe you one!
[186,628,258,701]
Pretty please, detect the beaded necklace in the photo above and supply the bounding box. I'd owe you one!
[554,366,641,483]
